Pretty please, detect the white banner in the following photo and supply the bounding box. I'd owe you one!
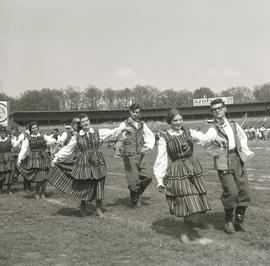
[193,96,233,106]
[0,101,8,126]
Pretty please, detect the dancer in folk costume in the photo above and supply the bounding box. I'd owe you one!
[205,99,254,233]
[117,103,155,207]
[17,122,57,199]
[154,109,226,229]
[10,125,27,190]
[0,126,22,193]
[48,114,128,217]
[57,117,81,147]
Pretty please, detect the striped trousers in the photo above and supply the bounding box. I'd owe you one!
[218,152,250,209]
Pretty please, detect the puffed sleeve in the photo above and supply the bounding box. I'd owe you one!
[18,138,30,162]
[153,137,168,187]
[143,123,155,150]
[53,136,77,163]
[190,128,226,156]
[235,123,255,159]
[44,134,57,146]
[98,127,123,141]
[189,128,218,144]
[57,132,68,146]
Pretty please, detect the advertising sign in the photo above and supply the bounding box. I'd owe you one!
[193,96,233,106]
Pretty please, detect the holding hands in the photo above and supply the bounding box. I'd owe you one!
[213,135,227,148]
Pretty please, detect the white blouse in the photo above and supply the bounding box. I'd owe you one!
[18,133,57,162]
[0,134,23,148]
[153,128,221,187]
[53,127,121,163]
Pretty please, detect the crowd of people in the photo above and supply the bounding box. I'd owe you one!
[0,100,255,242]
[244,126,270,140]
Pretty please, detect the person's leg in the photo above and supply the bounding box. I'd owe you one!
[0,180,3,194]
[123,156,141,205]
[234,158,250,231]
[138,153,152,196]
[80,200,86,217]
[35,182,40,199]
[95,199,105,217]
[40,181,47,200]
[218,170,239,234]
[6,184,12,194]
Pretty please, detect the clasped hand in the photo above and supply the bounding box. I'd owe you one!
[213,136,227,148]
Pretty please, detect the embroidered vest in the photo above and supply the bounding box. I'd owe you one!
[122,118,144,155]
[161,128,193,161]
[28,135,47,152]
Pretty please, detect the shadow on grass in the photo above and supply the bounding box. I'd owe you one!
[106,196,151,208]
[151,218,202,241]
[54,207,84,217]
[54,203,108,217]
[203,212,224,231]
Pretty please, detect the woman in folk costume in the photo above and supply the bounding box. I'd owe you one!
[10,125,27,190]
[154,109,226,240]
[17,122,57,199]
[57,117,81,147]
[48,114,128,217]
[0,126,22,193]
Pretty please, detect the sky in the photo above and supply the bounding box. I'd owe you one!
[0,0,269,97]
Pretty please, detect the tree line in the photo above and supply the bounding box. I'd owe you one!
[1,82,270,112]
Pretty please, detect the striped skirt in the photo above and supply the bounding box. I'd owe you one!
[164,157,210,217]
[17,166,49,182]
[0,171,14,185]
[17,151,51,182]
[0,153,14,172]
[47,161,105,202]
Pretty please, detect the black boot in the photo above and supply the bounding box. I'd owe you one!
[0,181,3,194]
[234,206,246,232]
[224,208,235,234]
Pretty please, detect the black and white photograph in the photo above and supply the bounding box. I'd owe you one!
[0,0,269,265]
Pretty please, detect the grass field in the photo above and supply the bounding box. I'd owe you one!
[1,121,270,266]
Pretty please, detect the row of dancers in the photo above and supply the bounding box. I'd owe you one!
[0,100,254,237]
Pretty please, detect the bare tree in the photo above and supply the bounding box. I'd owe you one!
[253,83,270,102]
[221,86,253,104]
[83,85,102,109]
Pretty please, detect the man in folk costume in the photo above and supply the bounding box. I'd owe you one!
[117,103,155,207]
[205,99,254,234]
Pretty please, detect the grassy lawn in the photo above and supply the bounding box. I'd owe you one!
[1,121,270,265]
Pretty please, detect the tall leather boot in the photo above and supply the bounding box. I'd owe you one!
[224,208,235,234]
[234,206,247,232]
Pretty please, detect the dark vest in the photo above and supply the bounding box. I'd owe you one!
[0,137,12,153]
[28,135,47,152]
[213,121,244,170]
[122,118,144,155]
